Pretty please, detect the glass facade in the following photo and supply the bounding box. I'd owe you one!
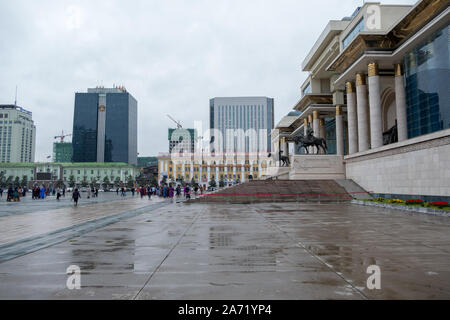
[302,82,311,96]
[72,93,98,162]
[324,118,336,155]
[404,25,450,139]
[342,18,364,49]
[72,90,137,165]
[105,94,130,163]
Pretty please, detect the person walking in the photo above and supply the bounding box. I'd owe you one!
[13,187,20,202]
[40,186,46,199]
[176,185,181,197]
[72,188,81,206]
[7,186,13,202]
[0,187,3,198]
[185,184,191,199]
[87,187,91,199]
[56,188,61,201]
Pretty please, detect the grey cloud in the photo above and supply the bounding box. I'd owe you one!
[0,0,417,161]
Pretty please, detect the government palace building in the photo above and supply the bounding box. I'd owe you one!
[268,0,449,202]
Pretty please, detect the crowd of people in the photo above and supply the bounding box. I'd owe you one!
[0,182,208,206]
[0,186,27,202]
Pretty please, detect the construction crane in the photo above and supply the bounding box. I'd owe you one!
[166,114,182,128]
[54,130,72,143]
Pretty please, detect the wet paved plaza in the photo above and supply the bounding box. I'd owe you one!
[0,194,450,299]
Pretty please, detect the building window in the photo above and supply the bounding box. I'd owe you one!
[302,82,311,96]
[343,18,364,48]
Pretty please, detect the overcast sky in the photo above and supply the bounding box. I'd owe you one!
[0,0,417,161]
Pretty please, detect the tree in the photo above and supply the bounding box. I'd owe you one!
[92,178,100,189]
[103,176,110,189]
[55,180,65,189]
[127,175,134,188]
[114,177,121,188]
[150,175,157,186]
[68,175,75,188]
[14,176,20,187]
[0,172,6,188]
[136,173,149,186]
[21,175,28,188]
[208,178,217,188]
[81,176,88,187]
[6,176,13,187]
[219,177,225,188]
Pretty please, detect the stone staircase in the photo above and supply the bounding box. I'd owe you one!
[187,179,370,204]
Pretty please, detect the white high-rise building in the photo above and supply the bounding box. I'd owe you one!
[209,97,274,154]
[0,105,36,163]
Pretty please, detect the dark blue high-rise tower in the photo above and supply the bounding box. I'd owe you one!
[72,87,138,165]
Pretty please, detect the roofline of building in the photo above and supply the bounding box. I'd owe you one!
[326,0,447,73]
[210,96,274,100]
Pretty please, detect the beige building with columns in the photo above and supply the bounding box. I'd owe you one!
[158,152,272,187]
[270,0,450,201]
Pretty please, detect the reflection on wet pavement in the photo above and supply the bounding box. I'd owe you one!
[0,200,450,299]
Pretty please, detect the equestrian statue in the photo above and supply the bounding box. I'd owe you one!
[291,127,327,155]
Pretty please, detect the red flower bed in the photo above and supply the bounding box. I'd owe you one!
[405,199,424,205]
[430,201,449,208]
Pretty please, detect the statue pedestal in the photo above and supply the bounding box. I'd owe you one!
[289,155,345,180]
[266,166,290,179]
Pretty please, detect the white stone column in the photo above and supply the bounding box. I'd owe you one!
[308,114,313,153]
[336,105,344,156]
[346,81,358,154]
[313,111,320,137]
[181,162,185,180]
[368,62,383,149]
[356,73,370,152]
[284,139,289,158]
[394,63,408,142]
[319,118,326,139]
[224,166,228,184]
[313,111,320,154]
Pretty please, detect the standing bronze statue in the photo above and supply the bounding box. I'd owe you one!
[267,150,290,166]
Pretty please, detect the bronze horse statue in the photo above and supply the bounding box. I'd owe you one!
[292,128,327,154]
